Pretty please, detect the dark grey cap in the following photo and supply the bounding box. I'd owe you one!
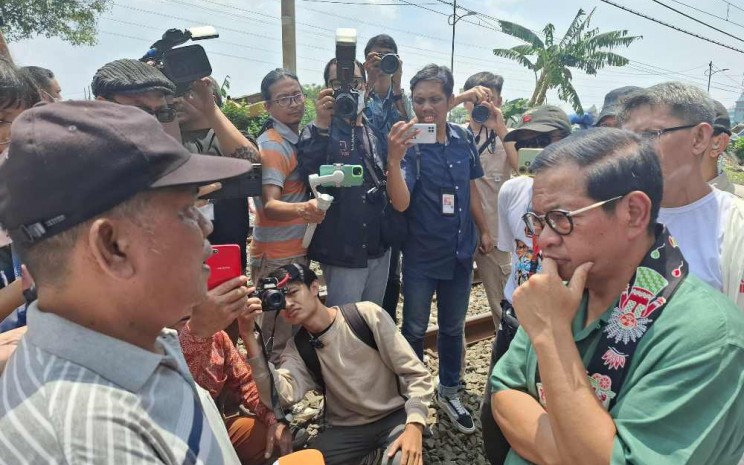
[712,99,731,135]
[504,105,571,142]
[91,59,176,98]
[595,86,643,126]
[0,100,251,245]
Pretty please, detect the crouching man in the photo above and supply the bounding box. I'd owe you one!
[240,264,433,465]
[490,128,744,465]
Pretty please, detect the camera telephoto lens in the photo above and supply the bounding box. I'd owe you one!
[335,93,358,119]
[472,104,491,124]
[379,54,399,75]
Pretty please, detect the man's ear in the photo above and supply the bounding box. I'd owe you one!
[495,95,503,107]
[624,191,653,238]
[263,101,271,113]
[691,122,714,157]
[86,218,136,280]
[447,94,455,109]
[95,96,107,102]
[310,279,320,297]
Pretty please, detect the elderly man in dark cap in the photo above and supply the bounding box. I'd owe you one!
[0,100,254,463]
[704,99,743,198]
[595,86,642,128]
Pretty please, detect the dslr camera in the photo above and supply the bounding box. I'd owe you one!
[334,28,363,120]
[141,26,218,96]
[378,53,400,75]
[250,277,288,312]
[471,103,491,124]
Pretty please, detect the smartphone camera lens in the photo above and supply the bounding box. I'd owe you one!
[353,167,363,176]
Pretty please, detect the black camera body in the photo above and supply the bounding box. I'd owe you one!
[250,277,288,312]
[472,103,491,124]
[379,53,400,75]
[141,26,218,96]
[334,29,361,120]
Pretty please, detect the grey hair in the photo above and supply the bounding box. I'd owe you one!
[617,81,714,126]
[11,192,153,288]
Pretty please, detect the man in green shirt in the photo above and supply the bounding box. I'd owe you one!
[490,128,744,465]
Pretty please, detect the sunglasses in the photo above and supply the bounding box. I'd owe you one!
[134,105,176,123]
[522,195,624,236]
[514,133,553,151]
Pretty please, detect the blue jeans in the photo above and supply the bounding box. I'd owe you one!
[321,249,391,307]
[401,263,472,391]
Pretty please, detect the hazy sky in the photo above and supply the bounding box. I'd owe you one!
[8,0,744,112]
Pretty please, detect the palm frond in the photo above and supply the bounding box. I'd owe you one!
[586,30,642,50]
[493,47,536,70]
[498,19,544,48]
[560,8,587,46]
[558,78,583,114]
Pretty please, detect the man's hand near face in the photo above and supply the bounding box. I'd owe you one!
[512,258,592,344]
[186,276,251,339]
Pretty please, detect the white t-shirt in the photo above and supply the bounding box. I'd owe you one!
[498,176,542,302]
[657,188,732,291]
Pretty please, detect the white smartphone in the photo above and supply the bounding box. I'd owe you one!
[409,123,437,144]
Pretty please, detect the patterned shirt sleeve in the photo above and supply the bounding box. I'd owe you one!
[178,323,225,400]
[217,332,277,427]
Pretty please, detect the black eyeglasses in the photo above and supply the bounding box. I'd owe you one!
[271,92,306,108]
[514,133,553,151]
[522,195,624,236]
[328,78,363,91]
[638,124,697,140]
[135,105,176,123]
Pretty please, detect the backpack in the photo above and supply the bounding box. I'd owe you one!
[294,303,378,392]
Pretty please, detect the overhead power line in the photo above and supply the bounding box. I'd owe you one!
[599,0,744,54]
[666,0,744,31]
[650,0,744,43]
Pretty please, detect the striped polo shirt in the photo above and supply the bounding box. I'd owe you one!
[0,303,239,464]
[251,118,309,260]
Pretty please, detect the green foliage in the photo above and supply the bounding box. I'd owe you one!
[494,8,641,113]
[733,137,744,164]
[502,98,530,125]
[1,0,111,45]
[220,76,231,102]
[448,106,469,124]
[222,84,321,137]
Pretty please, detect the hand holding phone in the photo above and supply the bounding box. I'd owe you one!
[517,148,543,175]
[408,123,436,144]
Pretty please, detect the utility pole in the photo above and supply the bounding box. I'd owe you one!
[705,60,729,93]
[281,0,296,73]
[447,1,475,74]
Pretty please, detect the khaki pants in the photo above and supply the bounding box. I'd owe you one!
[250,255,308,364]
[473,248,511,328]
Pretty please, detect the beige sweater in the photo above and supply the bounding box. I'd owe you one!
[248,302,433,427]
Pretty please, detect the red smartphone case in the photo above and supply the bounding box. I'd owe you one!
[206,244,242,290]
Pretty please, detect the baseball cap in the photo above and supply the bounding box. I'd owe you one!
[712,99,731,135]
[92,59,176,98]
[504,105,571,142]
[0,100,252,245]
[595,86,642,126]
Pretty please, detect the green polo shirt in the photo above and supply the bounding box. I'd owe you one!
[491,275,744,465]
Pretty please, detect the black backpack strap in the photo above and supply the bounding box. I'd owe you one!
[339,303,378,351]
[294,328,326,392]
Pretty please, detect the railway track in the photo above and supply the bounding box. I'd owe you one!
[423,311,495,352]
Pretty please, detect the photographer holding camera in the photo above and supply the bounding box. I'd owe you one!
[241,263,433,465]
[297,33,391,307]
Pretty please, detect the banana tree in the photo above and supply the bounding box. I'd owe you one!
[493,8,641,113]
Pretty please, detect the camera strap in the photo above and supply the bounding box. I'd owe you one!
[254,323,289,424]
[358,126,386,191]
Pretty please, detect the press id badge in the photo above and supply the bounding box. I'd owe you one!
[441,188,455,216]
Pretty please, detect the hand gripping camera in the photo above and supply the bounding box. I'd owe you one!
[334,28,362,120]
[140,26,219,96]
[250,277,289,312]
[471,103,491,124]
